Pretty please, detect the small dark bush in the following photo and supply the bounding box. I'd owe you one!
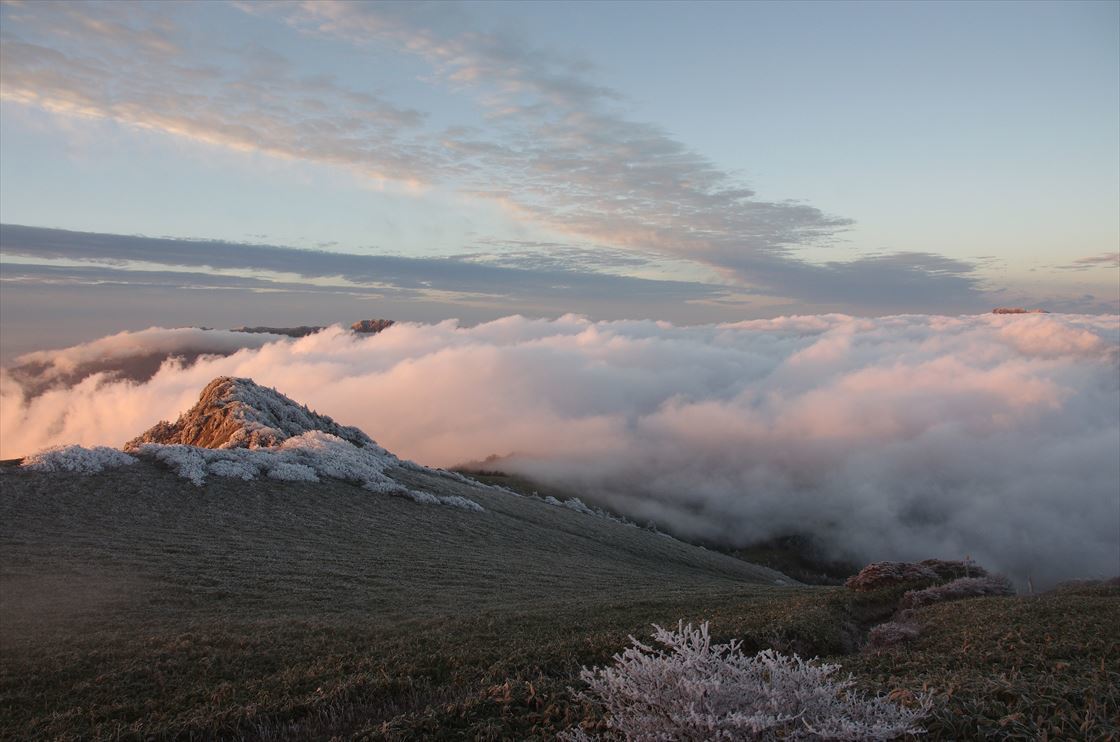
[918,559,988,581]
[900,576,1015,610]
[845,561,940,592]
[865,621,922,651]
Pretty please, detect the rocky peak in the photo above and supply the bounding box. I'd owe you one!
[125,377,374,451]
[351,319,395,334]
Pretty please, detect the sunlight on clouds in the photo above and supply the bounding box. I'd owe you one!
[2,312,1117,586]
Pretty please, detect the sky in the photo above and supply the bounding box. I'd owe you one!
[1,0,1119,357]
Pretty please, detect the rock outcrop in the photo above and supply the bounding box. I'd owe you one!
[843,561,941,592]
[351,319,395,334]
[125,377,374,451]
[231,325,326,337]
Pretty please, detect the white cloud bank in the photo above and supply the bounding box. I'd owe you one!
[2,313,1117,585]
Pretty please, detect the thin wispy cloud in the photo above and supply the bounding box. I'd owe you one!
[0,0,995,310]
[0,224,727,304]
[0,1,443,184]
[1055,252,1120,271]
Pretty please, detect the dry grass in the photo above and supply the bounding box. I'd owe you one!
[2,462,1116,740]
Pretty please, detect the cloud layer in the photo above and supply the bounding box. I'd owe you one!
[3,312,1116,586]
[0,1,993,310]
[0,224,725,304]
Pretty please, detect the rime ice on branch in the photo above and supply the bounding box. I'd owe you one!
[566,621,930,740]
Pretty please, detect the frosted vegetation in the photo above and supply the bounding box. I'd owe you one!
[541,494,653,530]
[19,445,138,474]
[121,377,482,510]
[19,436,482,512]
[566,621,930,741]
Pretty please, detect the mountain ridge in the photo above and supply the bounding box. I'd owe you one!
[124,376,375,451]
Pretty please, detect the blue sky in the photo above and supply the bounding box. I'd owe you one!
[1,0,1117,353]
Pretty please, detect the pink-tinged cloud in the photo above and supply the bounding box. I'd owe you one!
[2,312,1117,587]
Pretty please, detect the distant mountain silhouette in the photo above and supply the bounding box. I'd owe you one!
[351,318,395,333]
[231,325,325,337]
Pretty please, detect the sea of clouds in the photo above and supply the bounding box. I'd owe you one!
[2,313,1117,586]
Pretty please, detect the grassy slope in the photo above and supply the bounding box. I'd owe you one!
[1,462,1117,740]
[846,584,1119,740]
[460,470,859,585]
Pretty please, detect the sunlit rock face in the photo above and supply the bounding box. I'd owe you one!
[125,376,375,451]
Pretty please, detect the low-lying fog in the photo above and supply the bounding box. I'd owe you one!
[3,312,1117,587]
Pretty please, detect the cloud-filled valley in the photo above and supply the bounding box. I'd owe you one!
[3,312,1116,587]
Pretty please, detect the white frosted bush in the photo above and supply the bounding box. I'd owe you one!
[207,458,259,480]
[265,461,319,482]
[135,432,483,511]
[140,444,209,486]
[545,494,597,516]
[425,492,485,512]
[21,445,137,474]
[404,489,440,506]
[568,621,930,741]
[540,493,645,529]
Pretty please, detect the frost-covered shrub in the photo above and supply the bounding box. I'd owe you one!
[413,492,485,512]
[865,622,922,651]
[844,561,940,592]
[135,432,483,511]
[279,431,406,492]
[540,493,648,529]
[899,575,1015,609]
[21,445,137,474]
[265,461,319,482]
[545,495,597,516]
[207,458,259,480]
[139,443,210,486]
[567,621,930,741]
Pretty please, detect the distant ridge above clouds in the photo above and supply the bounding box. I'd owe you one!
[5,321,399,398]
[5,327,286,398]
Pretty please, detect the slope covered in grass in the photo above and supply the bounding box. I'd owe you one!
[2,459,1116,740]
[1,460,789,628]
